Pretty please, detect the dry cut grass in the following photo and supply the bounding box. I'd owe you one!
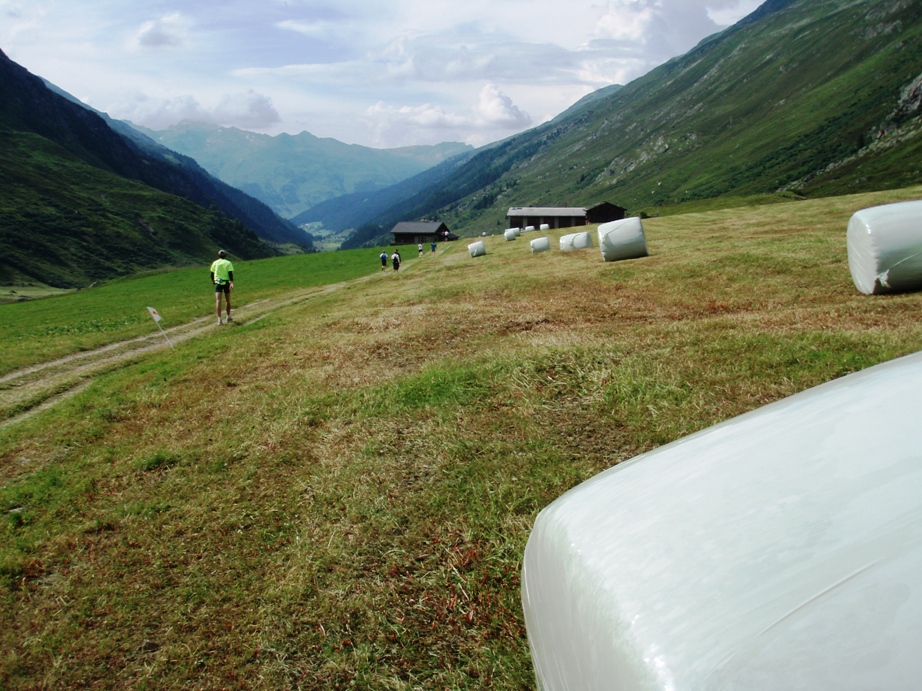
[2,187,922,689]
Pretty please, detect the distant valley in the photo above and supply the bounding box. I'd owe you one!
[135,122,473,221]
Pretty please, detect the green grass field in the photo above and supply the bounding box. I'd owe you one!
[0,248,389,376]
[2,187,922,689]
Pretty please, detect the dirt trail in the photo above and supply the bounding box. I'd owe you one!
[0,277,373,431]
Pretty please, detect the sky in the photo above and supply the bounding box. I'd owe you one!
[1,0,763,149]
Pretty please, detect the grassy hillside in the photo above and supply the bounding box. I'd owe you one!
[0,131,275,289]
[342,0,922,244]
[2,185,922,688]
[2,50,311,254]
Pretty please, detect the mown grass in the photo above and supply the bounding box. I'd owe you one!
[1,187,922,689]
[0,247,390,376]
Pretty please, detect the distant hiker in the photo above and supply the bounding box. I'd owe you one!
[418,243,424,257]
[392,249,401,272]
[431,242,436,253]
[210,249,234,325]
[380,251,388,271]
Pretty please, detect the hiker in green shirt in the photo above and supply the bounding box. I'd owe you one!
[210,249,235,325]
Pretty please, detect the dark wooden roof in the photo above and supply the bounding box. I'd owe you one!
[391,221,448,235]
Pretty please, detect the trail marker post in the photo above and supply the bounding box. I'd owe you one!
[147,307,175,351]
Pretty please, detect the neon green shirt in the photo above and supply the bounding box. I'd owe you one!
[210,258,234,284]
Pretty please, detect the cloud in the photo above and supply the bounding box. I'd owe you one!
[706,0,764,26]
[118,89,281,131]
[133,13,189,49]
[475,83,531,128]
[212,90,282,129]
[366,83,530,146]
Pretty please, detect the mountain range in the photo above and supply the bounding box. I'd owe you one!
[0,48,313,288]
[332,0,922,247]
[4,0,922,281]
[136,122,473,220]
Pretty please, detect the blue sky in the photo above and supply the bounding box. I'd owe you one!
[1,0,762,148]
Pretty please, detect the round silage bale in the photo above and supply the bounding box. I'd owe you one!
[531,237,551,253]
[559,231,593,251]
[525,225,536,232]
[468,240,486,257]
[540,223,550,231]
[504,228,517,241]
[847,200,922,294]
[598,217,649,262]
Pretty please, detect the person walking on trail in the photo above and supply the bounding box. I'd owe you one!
[210,249,234,325]
[392,249,401,272]
[380,251,388,271]
[431,242,436,254]
[418,243,424,257]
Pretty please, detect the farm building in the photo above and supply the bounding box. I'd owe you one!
[507,202,626,229]
[391,221,458,245]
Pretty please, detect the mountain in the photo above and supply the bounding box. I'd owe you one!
[0,130,271,288]
[0,48,313,287]
[340,0,922,246]
[137,122,474,219]
[291,147,480,233]
[38,80,311,249]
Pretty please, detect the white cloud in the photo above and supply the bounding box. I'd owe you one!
[592,1,657,41]
[476,83,531,128]
[118,90,280,130]
[366,83,531,146]
[2,0,765,147]
[706,0,764,26]
[132,13,189,49]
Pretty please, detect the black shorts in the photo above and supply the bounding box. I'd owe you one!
[215,283,230,294]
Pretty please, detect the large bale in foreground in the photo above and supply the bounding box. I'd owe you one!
[522,350,922,690]
[598,217,648,262]
[468,241,486,257]
[530,237,550,254]
[504,228,517,241]
[559,231,593,251]
[847,199,922,294]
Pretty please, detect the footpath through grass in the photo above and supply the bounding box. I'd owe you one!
[0,247,389,376]
[1,187,922,689]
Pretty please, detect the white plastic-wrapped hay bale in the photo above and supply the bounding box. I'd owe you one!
[522,351,922,690]
[598,216,649,262]
[530,237,550,254]
[468,240,486,258]
[539,223,550,231]
[525,225,536,232]
[504,228,517,242]
[847,199,922,294]
[559,231,593,251]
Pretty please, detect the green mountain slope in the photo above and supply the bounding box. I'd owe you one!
[293,148,480,235]
[344,0,922,244]
[0,130,273,288]
[36,77,312,249]
[140,122,473,219]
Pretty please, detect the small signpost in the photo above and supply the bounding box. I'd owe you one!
[147,306,174,351]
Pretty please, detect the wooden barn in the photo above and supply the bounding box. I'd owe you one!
[391,221,458,245]
[507,202,626,229]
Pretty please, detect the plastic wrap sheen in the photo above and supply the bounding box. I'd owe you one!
[522,350,922,690]
[598,217,649,262]
[847,199,922,294]
[531,237,551,253]
[468,241,486,257]
[559,231,594,251]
